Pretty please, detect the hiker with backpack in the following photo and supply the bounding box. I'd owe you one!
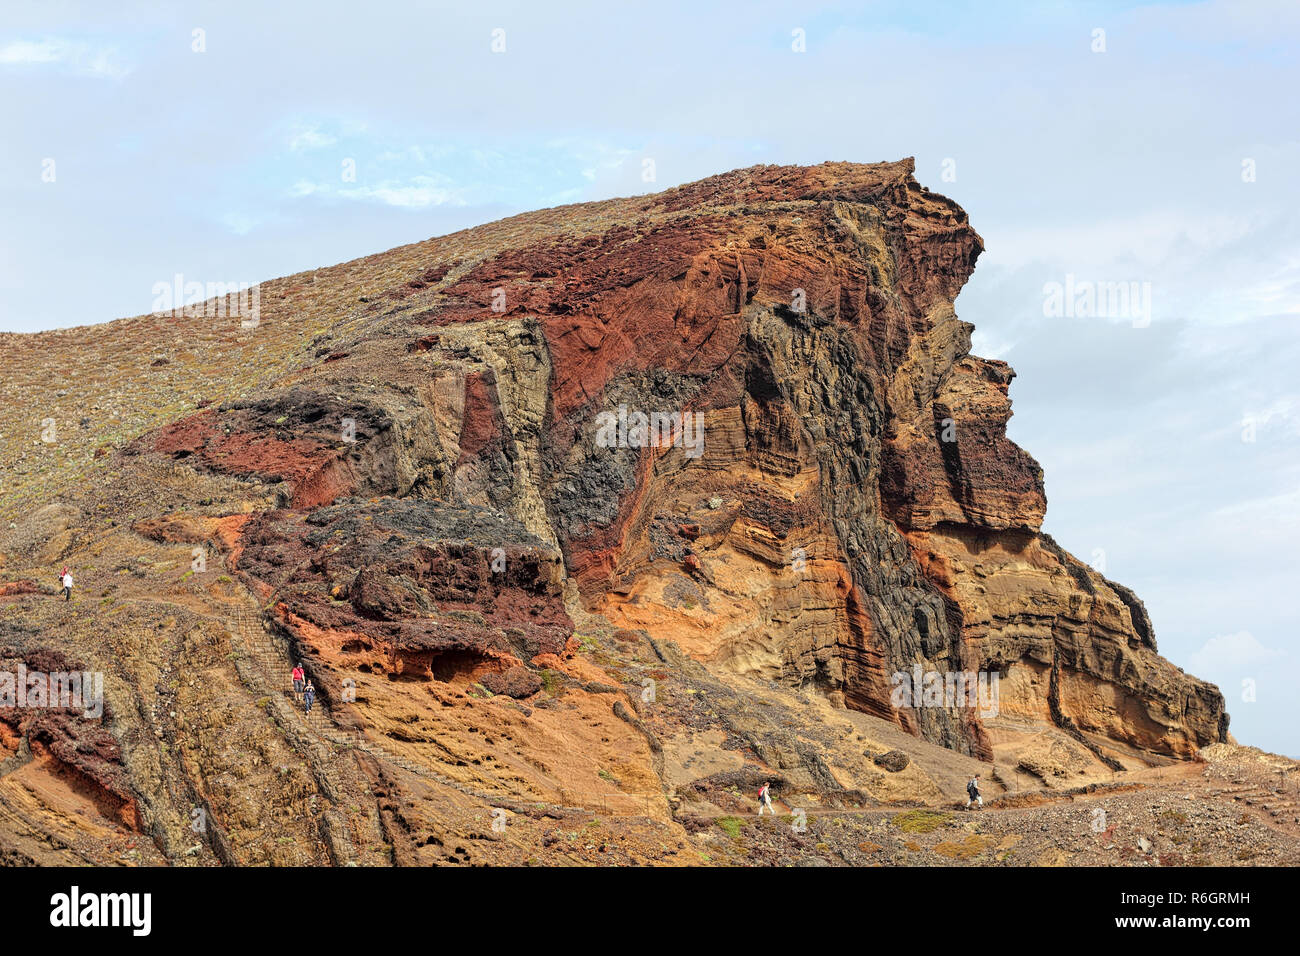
[965,774,983,809]
[303,680,315,715]
[758,781,774,815]
[60,567,73,602]
[291,663,305,697]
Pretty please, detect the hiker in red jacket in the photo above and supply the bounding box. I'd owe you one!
[291,663,305,697]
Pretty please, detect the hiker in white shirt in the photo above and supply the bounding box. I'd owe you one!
[60,568,73,602]
[758,781,774,815]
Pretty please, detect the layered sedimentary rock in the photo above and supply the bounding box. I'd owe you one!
[127,158,1225,766]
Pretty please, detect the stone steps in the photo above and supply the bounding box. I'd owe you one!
[226,601,372,863]
[1210,784,1300,823]
[226,602,555,811]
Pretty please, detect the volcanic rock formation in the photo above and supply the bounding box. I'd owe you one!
[0,159,1234,866]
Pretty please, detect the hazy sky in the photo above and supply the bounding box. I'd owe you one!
[2,0,1296,755]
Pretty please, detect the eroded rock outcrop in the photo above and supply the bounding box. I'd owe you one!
[0,643,140,831]
[124,159,1223,769]
[236,499,571,709]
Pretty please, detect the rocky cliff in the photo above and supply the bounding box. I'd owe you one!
[0,160,1236,866]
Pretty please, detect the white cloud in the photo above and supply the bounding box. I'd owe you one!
[288,174,463,209]
[341,178,461,209]
[375,146,430,164]
[287,123,337,152]
[0,37,130,78]
[970,329,1015,360]
[0,39,65,64]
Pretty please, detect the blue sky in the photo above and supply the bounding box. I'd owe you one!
[2,0,1297,755]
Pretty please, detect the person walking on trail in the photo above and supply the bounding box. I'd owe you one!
[758,781,775,815]
[60,568,73,602]
[291,663,305,697]
[303,680,315,716]
[965,774,983,809]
